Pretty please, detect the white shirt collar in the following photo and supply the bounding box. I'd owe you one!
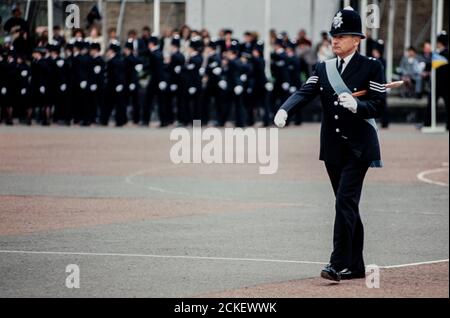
[337,50,356,72]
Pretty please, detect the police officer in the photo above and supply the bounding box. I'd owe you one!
[250,42,271,127]
[0,47,15,125]
[285,40,304,125]
[123,39,142,125]
[166,35,185,126]
[71,38,90,125]
[88,42,105,125]
[14,52,32,125]
[220,42,245,127]
[240,52,255,126]
[31,46,51,125]
[103,41,127,127]
[270,36,290,117]
[275,7,386,282]
[202,39,222,125]
[143,36,166,127]
[48,42,70,125]
[181,37,203,125]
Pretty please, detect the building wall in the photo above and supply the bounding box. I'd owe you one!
[186,0,341,42]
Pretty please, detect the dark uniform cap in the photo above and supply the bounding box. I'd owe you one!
[124,39,134,50]
[274,36,285,47]
[74,38,85,49]
[190,36,203,51]
[437,31,448,46]
[171,35,181,48]
[148,36,159,45]
[108,40,121,53]
[229,40,240,54]
[286,40,297,50]
[89,41,101,51]
[329,6,366,39]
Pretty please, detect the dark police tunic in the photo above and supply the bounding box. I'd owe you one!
[279,51,386,272]
[89,55,106,125]
[167,50,185,125]
[123,53,141,124]
[103,54,126,126]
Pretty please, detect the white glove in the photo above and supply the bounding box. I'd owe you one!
[212,67,222,76]
[21,70,28,77]
[170,84,178,92]
[60,84,67,92]
[39,86,45,94]
[282,82,290,91]
[265,82,274,92]
[90,84,97,91]
[129,83,136,91]
[115,84,123,92]
[234,85,243,95]
[174,66,182,74]
[159,81,167,91]
[94,65,102,74]
[188,87,197,95]
[57,60,65,68]
[199,67,205,76]
[135,64,143,73]
[21,88,27,95]
[240,74,248,82]
[80,81,87,89]
[289,86,297,94]
[274,109,288,128]
[338,92,358,113]
[1,87,6,95]
[218,80,227,90]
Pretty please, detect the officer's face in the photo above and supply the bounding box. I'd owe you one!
[332,35,360,57]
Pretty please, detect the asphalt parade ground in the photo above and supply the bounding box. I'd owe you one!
[0,123,448,297]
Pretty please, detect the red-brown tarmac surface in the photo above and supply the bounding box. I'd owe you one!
[0,123,448,297]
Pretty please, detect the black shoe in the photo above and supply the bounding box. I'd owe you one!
[339,268,366,280]
[320,264,341,282]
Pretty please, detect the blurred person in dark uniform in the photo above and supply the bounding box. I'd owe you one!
[48,42,70,125]
[270,36,290,117]
[286,40,303,126]
[143,36,166,127]
[71,38,91,125]
[166,36,185,126]
[30,47,51,125]
[240,52,255,126]
[251,42,271,127]
[123,40,142,125]
[181,37,204,126]
[202,39,223,126]
[427,32,449,130]
[0,48,16,125]
[102,41,126,127]
[220,42,245,127]
[14,52,32,125]
[88,42,105,125]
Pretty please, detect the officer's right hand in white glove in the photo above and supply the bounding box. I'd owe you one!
[274,109,288,128]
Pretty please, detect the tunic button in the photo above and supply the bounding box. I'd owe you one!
[334,115,339,120]
[334,101,339,106]
[336,128,340,133]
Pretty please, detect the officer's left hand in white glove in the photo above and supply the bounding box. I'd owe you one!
[274,109,288,128]
[338,92,357,113]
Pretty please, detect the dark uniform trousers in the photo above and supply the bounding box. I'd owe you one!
[279,52,386,273]
[325,144,370,272]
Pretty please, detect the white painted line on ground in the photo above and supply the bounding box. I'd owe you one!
[0,250,327,265]
[380,259,449,269]
[417,167,449,187]
[0,250,448,269]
